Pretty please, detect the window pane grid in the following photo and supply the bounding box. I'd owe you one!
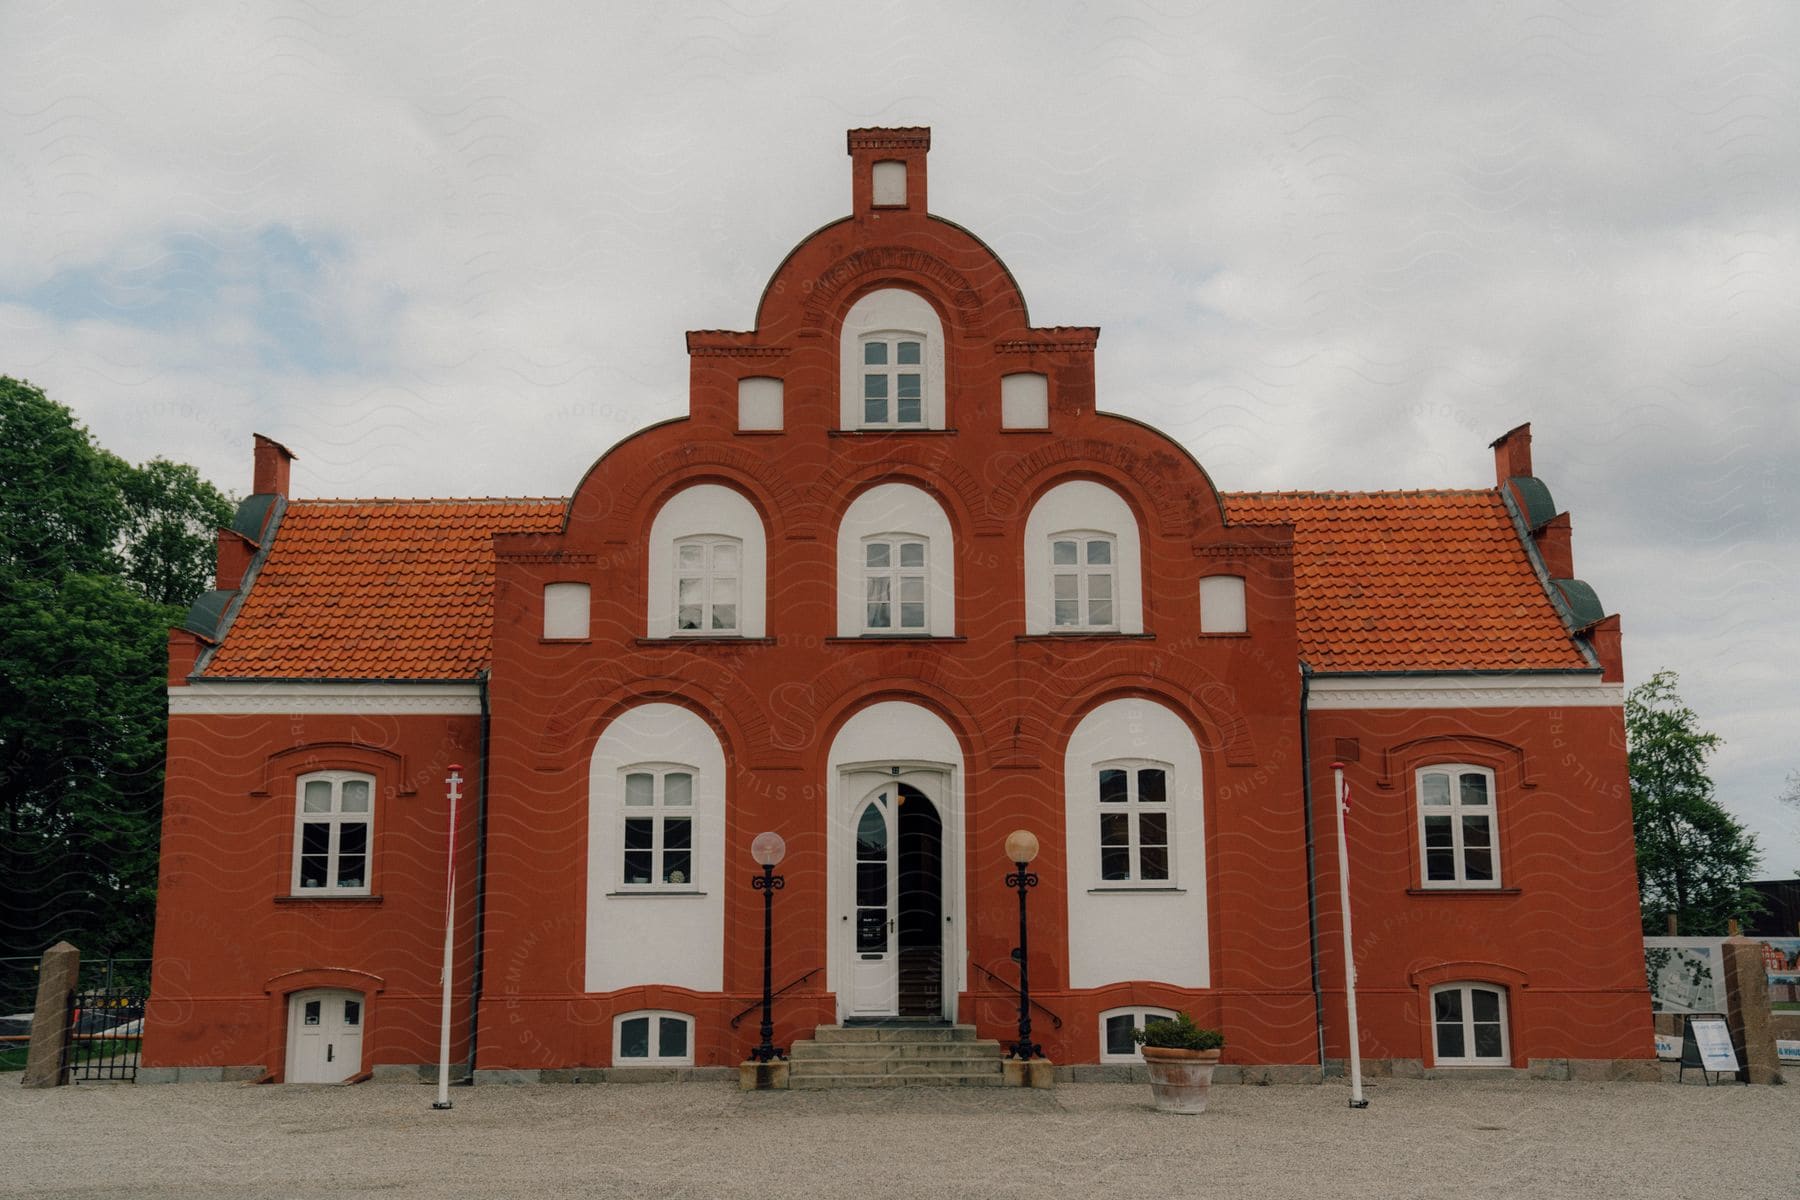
[1432,985,1508,1065]
[862,537,929,634]
[674,536,741,635]
[859,335,927,426]
[1095,763,1173,884]
[620,767,699,888]
[294,774,375,894]
[1050,534,1118,630]
[1417,766,1499,887]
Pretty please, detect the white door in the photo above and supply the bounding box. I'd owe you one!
[287,989,364,1083]
[848,785,900,1016]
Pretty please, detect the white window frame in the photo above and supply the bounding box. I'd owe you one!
[612,1009,695,1067]
[1094,759,1175,887]
[1429,983,1510,1066]
[1415,764,1500,889]
[291,771,375,896]
[672,535,742,636]
[1098,1006,1177,1063]
[857,330,928,428]
[861,533,930,634]
[1049,531,1118,632]
[618,763,699,892]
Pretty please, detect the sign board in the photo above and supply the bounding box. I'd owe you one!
[1777,1040,1800,1066]
[1679,1018,1742,1084]
[1643,938,1726,1013]
[1654,1033,1680,1060]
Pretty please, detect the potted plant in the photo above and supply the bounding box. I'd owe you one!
[1133,1013,1224,1114]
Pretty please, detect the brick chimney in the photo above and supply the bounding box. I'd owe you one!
[253,433,295,497]
[1490,422,1532,484]
[848,127,929,216]
[1534,511,1573,578]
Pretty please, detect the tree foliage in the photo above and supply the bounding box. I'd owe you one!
[0,376,232,1000]
[1627,669,1762,935]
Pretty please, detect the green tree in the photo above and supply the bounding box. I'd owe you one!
[114,456,233,606]
[1627,669,1762,935]
[0,377,231,1004]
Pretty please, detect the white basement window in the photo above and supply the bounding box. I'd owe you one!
[1431,984,1509,1066]
[1099,1006,1178,1063]
[614,1010,695,1066]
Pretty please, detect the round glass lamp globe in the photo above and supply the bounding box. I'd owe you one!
[750,831,787,867]
[1004,829,1040,865]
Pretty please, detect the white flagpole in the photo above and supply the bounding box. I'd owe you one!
[433,765,462,1111]
[1333,761,1368,1109]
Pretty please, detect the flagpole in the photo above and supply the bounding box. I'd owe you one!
[433,765,462,1112]
[1333,760,1368,1109]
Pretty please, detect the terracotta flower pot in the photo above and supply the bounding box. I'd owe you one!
[1140,1046,1222,1113]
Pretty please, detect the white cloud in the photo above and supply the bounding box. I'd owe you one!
[2,0,1796,862]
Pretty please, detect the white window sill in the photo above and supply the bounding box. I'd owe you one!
[276,893,381,903]
[1088,886,1186,894]
[606,889,709,898]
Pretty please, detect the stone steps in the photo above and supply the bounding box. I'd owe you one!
[786,1024,1006,1088]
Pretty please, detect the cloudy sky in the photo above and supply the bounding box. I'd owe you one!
[4,2,1795,866]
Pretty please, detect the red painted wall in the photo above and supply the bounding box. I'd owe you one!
[1308,703,1652,1066]
[144,712,482,1077]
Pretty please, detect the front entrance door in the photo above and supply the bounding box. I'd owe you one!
[847,777,944,1017]
[286,989,364,1083]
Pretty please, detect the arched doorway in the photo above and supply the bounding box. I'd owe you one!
[845,776,947,1018]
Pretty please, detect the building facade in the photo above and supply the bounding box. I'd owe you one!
[144,129,1653,1083]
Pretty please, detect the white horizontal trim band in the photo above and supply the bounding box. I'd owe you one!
[169,682,483,715]
[1308,674,1621,710]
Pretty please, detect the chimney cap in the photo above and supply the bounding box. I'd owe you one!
[847,127,931,153]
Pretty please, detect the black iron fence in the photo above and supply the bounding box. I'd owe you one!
[62,985,145,1083]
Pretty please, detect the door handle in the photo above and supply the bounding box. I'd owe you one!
[889,917,895,932]
[326,1044,334,1063]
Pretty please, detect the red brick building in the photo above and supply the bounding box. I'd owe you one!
[143,128,1653,1084]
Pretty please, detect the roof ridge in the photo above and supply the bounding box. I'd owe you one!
[290,496,569,507]
[1224,487,1495,500]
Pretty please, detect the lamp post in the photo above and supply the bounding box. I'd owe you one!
[1004,829,1043,1061]
[748,831,787,1063]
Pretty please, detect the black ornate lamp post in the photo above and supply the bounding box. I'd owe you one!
[748,831,787,1064]
[1004,829,1043,1061]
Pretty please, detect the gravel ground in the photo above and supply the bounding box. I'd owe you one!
[1,1074,1794,1200]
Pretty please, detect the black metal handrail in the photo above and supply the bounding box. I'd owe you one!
[728,967,823,1029]
[972,962,1063,1030]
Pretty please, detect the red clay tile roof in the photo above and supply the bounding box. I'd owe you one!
[202,499,565,679]
[1223,489,1589,672]
[202,488,1586,679]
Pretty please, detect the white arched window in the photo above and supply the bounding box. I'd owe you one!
[1064,698,1207,990]
[646,485,766,638]
[613,1010,695,1067]
[835,483,955,637]
[1416,764,1499,888]
[1023,481,1143,635]
[1430,983,1510,1066]
[292,772,374,895]
[587,704,726,994]
[838,289,946,430]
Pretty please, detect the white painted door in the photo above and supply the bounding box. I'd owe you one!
[287,989,364,1083]
[848,785,900,1016]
